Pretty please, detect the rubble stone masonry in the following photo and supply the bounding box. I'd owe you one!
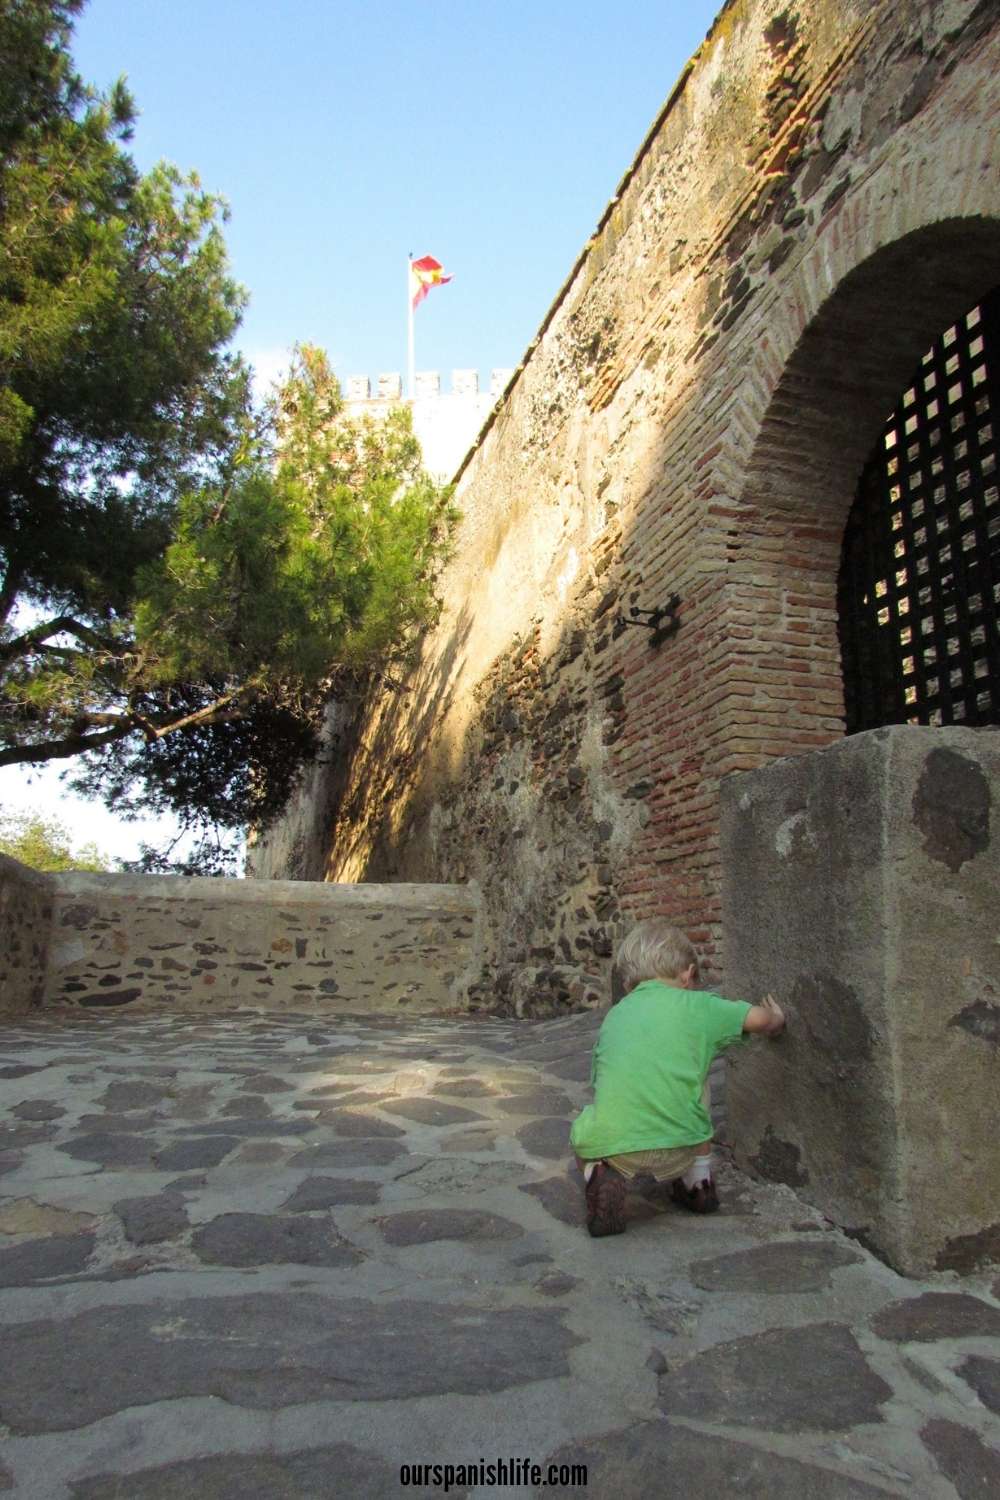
[0,854,52,1015]
[249,0,1000,1015]
[0,864,482,1017]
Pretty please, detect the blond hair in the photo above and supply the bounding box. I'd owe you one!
[616,919,699,990]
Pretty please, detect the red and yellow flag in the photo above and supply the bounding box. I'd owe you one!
[410,254,452,310]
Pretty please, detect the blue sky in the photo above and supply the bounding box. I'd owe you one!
[4,0,722,862]
[74,0,721,391]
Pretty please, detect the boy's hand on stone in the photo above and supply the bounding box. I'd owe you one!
[742,994,785,1037]
[762,993,785,1037]
[743,990,779,1038]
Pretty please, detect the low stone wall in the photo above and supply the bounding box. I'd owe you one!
[0,854,53,1016]
[0,866,483,1015]
[721,726,999,1275]
[47,873,482,1014]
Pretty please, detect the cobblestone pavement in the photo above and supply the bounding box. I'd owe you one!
[1,1007,999,1498]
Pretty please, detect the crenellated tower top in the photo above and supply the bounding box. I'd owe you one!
[342,368,515,479]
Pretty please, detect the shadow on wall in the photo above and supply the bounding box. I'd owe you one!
[0,853,52,1014]
[323,598,477,884]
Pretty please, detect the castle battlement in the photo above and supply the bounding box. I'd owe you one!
[342,368,515,479]
[345,368,513,402]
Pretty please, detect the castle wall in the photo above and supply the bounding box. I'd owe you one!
[341,369,514,482]
[251,0,1000,1015]
[245,701,356,882]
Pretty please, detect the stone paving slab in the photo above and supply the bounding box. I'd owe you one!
[0,1006,999,1497]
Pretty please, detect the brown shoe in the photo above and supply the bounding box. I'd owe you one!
[585,1162,627,1237]
[671,1176,720,1214]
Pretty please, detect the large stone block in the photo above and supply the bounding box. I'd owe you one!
[721,726,999,1275]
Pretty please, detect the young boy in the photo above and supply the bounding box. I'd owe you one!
[571,918,785,1237]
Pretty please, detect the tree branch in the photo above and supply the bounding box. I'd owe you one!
[0,564,23,629]
[144,691,246,738]
[0,615,123,665]
[0,688,248,768]
[0,722,135,768]
[68,712,134,730]
[30,643,90,661]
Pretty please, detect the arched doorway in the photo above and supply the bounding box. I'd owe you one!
[722,219,1000,771]
[838,286,1000,733]
[724,230,1000,1275]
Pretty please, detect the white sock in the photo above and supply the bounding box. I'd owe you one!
[681,1154,713,1190]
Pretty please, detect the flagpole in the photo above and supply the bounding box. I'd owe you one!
[407,253,414,402]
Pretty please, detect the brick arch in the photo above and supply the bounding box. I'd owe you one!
[737,115,1000,500]
[738,217,1000,528]
[712,198,1000,775]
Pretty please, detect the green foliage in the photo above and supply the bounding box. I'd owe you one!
[0,7,458,873]
[0,809,111,872]
[137,347,457,694]
[70,347,458,869]
[0,0,247,629]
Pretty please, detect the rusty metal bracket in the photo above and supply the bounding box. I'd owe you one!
[616,595,681,647]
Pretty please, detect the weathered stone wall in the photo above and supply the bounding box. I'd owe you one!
[47,874,481,1014]
[722,726,999,1275]
[25,870,481,1015]
[249,0,1000,1014]
[247,701,356,882]
[0,853,53,1016]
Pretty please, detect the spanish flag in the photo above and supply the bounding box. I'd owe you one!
[410,254,452,310]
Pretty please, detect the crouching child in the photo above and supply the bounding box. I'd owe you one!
[570,918,785,1237]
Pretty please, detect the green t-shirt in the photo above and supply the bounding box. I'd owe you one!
[569,981,752,1158]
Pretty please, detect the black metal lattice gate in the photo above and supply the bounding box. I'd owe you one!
[838,285,1000,732]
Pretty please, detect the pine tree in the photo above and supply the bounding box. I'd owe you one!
[0,7,457,874]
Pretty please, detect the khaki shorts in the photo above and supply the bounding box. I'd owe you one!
[605,1143,702,1182]
[585,1083,712,1182]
